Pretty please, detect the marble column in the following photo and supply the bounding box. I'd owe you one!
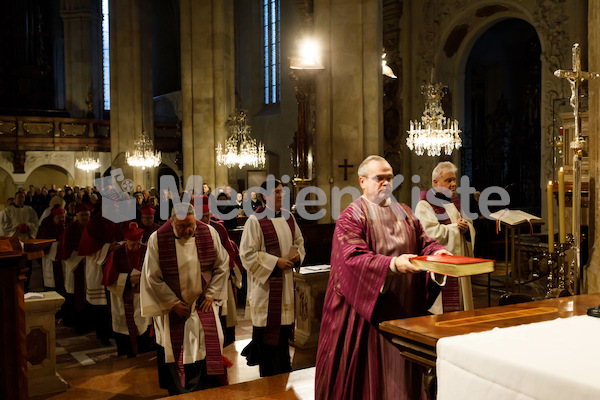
[109,0,156,189]
[586,1,600,293]
[313,0,383,221]
[180,0,234,189]
[60,0,103,118]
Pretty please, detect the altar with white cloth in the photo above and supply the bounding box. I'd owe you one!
[437,315,600,400]
[379,293,600,400]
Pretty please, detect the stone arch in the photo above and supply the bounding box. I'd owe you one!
[415,1,572,186]
[412,0,577,232]
[25,164,74,190]
[462,19,541,213]
[24,151,76,182]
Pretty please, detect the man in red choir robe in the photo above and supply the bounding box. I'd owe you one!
[315,155,450,400]
[139,203,161,243]
[37,204,67,293]
[196,195,243,347]
[102,222,153,357]
[78,203,121,345]
[56,202,92,331]
[141,203,230,395]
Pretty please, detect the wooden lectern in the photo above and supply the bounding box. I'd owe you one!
[0,237,54,400]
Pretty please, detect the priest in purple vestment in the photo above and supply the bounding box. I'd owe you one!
[315,155,449,400]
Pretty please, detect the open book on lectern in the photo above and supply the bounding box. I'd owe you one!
[489,209,543,226]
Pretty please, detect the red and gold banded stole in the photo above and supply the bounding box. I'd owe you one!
[420,189,461,312]
[112,244,147,354]
[157,220,224,387]
[255,208,296,345]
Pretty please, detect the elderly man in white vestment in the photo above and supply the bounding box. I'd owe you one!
[415,161,476,312]
[141,203,230,395]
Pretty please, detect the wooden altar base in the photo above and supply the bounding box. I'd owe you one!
[379,293,600,368]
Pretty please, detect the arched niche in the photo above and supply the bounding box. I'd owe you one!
[418,1,574,185]
[157,164,181,193]
[417,0,579,233]
[463,18,542,214]
[25,165,74,190]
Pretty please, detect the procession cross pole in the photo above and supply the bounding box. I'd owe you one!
[554,43,599,294]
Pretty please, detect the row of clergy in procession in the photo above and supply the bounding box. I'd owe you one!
[9,156,476,397]
[25,179,305,394]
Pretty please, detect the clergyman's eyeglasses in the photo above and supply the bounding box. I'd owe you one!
[364,175,393,183]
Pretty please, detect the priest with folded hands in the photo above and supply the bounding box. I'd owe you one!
[140,203,230,394]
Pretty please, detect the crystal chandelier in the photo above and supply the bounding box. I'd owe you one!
[216,109,266,169]
[406,81,462,156]
[126,132,162,170]
[76,145,101,171]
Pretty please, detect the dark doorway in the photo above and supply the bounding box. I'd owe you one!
[463,19,541,216]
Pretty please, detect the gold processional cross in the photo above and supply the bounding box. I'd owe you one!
[553,43,599,294]
[554,43,599,145]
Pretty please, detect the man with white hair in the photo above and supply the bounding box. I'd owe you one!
[415,161,476,312]
[141,203,230,394]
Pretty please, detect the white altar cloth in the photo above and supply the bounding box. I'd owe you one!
[437,315,600,400]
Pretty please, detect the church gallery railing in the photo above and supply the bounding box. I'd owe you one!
[0,115,180,153]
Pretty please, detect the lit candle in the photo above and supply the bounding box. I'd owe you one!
[547,180,554,253]
[558,167,566,243]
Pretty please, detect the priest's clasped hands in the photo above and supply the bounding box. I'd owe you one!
[456,217,469,234]
[276,252,301,271]
[172,296,214,319]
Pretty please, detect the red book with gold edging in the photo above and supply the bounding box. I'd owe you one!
[410,254,495,277]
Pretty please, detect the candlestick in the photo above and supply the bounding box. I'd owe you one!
[547,181,554,252]
[558,167,566,243]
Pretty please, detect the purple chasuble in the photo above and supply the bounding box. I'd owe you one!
[315,198,444,400]
[254,207,296,346]
[156,220,225,386]
[419,189,461,312]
